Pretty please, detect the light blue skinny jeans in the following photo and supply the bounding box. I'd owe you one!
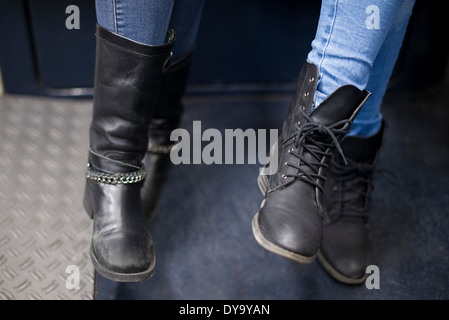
[307,0,416,137]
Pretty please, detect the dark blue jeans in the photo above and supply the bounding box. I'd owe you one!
[95,0,205,61]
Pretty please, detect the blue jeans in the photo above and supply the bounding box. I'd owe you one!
[95,0,205,61]
[307,0,416,137]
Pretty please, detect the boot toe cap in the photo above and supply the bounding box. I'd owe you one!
[319,218,370,282]
[254,191,322,261]
[92,232,155,275]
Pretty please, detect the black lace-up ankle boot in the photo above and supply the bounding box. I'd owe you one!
[318,122,385,284]
[141,50,194,221]
[252,61,371,263]
[83,25,175,282]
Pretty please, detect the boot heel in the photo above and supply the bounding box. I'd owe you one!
[83,181,94,219]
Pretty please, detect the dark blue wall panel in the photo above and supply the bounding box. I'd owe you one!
[0,0,447,97]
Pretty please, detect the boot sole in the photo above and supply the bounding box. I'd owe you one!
[252,212,316,264]
[90,244,156,282]
[317,250,367,285]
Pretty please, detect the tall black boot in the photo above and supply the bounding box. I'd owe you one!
[252,61,371,263]
[83,25,175,282]
[318,121,385,284]
[141,50,194,221]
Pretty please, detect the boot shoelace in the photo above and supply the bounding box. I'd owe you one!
[282,107,352,193]
[329,159,374,219]
[329,158,400,219]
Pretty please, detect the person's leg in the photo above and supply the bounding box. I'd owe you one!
[84,1,175,282]
[169,0,205,62]
[307,0,415,137]
[149,0,205,120]
[252,0,415,270]
[142,0,205,219]
[350,0,415,137]
[95,0,174,45]
[304,0,416,284]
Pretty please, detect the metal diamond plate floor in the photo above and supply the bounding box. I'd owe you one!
[0,94,94,300]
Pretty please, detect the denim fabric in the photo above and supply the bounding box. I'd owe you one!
[95,0,205,60]
[95,0,174,46]
[169,0,205,61]
[307,0,416,137]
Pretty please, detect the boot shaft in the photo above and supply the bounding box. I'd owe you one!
[324,122,386,220]
[267,61,371,197]
[151,48,195,120]
[89,25,175,171]
[147,49,195,148]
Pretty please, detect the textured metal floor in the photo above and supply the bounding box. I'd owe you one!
[0,94,94,300]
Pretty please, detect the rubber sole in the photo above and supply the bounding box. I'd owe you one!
[252,212,316,264]
[317,250,367,285]
[90,244,155,282]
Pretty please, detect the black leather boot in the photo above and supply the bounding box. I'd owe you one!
[252,61,371,263]
[83,25,175,282]
[141,50,194,221]
[318,121,385,284]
